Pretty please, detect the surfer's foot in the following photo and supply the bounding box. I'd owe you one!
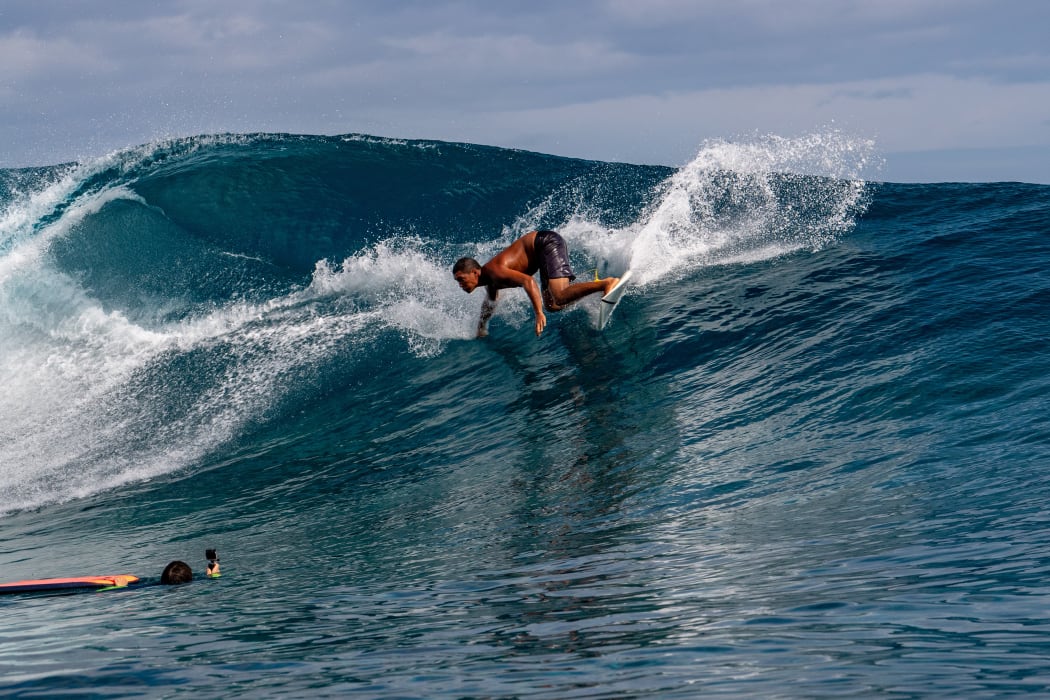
[602,277,620,296]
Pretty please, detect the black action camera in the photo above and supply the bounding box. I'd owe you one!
[206,549,218,561]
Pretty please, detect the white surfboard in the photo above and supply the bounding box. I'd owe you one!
[597,270,633,330]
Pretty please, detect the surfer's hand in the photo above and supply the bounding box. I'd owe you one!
[535,311,546,336]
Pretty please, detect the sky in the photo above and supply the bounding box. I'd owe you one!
[1,0,1049,183]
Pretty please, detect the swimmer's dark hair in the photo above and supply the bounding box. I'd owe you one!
[161,560,193,585]
[453,257,481,274]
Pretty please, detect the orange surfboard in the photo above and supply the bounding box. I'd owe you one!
[0,574,139,594]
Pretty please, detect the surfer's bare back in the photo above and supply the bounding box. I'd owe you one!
[453,230,619,337]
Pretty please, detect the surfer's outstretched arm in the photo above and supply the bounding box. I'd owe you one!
[484,266,547,336]
[477,292,497,337]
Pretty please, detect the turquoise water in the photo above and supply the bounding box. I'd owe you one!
[2,133,1049,697]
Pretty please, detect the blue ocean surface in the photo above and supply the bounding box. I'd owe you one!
[1,132,1049,698]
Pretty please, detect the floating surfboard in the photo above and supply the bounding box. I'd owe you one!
[0,574,139,594]
[597,270,633,330]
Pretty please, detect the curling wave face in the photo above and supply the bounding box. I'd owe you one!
[0,131,873,513]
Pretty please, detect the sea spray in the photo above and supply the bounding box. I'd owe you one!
[622,132,875,284]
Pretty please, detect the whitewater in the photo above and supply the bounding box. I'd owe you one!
[1,132,1049,698]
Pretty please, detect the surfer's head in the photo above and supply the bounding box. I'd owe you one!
[160,560,193,585]
[453,257,482,293]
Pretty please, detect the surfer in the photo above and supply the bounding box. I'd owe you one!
[453,230,619,337]
[0,549,222,594]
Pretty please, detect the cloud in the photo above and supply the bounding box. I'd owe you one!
[417,73,1050,168]
[0,1,1048,182]
[0,30,117,82]
[830,87,914,101]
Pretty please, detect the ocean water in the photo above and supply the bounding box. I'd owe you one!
[1,132,1049,698]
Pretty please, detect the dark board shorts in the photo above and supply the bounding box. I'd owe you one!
[535,230,576,288]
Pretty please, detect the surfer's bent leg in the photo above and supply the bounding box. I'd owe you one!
[535,231,617,310]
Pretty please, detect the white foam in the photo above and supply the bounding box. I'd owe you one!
[565,130,875,286]
[0,154,383,513]
[309,239,485,345]
[0,265,385,514]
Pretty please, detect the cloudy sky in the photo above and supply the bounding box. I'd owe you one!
[2,1,1048,182]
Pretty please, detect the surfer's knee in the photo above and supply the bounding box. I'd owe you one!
[545,281,575,307]
[543,289,563,312]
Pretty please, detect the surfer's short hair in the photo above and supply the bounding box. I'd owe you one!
[161,560,193,585]
[453,257,481,274]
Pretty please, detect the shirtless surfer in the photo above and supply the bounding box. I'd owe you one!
[453,230,619,337]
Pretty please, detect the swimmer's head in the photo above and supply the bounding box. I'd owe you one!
[160,560,193,585]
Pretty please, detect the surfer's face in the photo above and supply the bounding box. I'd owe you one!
[454,269,480,293]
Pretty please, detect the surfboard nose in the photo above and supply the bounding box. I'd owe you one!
[597,270,633,330]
